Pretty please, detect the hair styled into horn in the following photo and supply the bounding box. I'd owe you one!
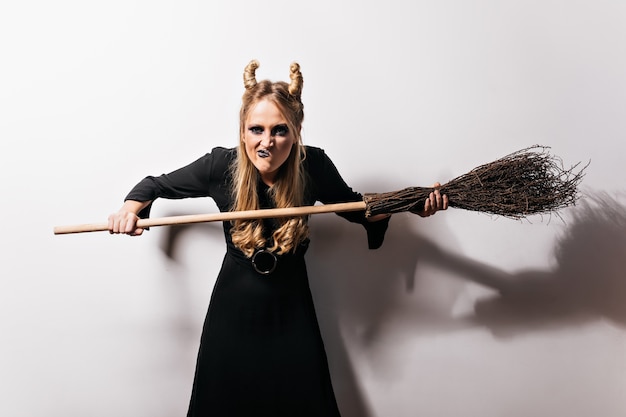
[243,59,260,90]
[288,62,303,97]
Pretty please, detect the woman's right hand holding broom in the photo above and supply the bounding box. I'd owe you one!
[108,200,151,236]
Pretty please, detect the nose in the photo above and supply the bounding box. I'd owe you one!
[260,132,274,147]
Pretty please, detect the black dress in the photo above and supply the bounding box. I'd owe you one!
[125,146,389,417]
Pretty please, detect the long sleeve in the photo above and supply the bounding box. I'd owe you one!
[305,147,390,249]
[124,147,234,219]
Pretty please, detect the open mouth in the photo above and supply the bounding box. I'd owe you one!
[257,149,270,158]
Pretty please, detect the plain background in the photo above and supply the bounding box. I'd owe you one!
[1,1,625,416]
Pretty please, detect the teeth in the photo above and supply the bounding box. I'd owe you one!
[257,149,270,158]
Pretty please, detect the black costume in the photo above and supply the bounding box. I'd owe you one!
[125,146,389,416]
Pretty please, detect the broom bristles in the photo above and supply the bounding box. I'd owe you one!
[364,145,588,219]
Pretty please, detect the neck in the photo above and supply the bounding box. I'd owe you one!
[259,163,283,186]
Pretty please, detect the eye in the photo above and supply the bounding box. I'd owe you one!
[271,124,289,137]
[248,126,264,135]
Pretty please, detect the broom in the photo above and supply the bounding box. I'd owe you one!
[53,145,587,235]
[364,145,588,219]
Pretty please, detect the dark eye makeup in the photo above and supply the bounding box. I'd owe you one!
[271,124,289,137]
[247,124,289,137]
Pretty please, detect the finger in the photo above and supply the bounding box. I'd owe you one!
[123,216,137,234]
[427,193,437,216]
[422,197,432,216]
[429,193,437,215]
[433,189,443,209]
[430,190,440,214]
[111,217,121,234]
[442,194,449,210]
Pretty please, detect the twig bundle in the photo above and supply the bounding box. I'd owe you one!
[364,145,588,219]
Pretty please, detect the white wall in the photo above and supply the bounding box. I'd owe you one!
[2,1,625,416]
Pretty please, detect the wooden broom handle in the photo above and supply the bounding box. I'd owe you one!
[53,201,367,235]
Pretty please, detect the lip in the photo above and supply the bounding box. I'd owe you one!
[257,149,270,158]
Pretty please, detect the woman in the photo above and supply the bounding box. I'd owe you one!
[108,60,447,416]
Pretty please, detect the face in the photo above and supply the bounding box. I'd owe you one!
[243,98,297,186]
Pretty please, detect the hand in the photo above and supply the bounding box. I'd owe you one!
[108,210,144,236]
[108,200,151,235]
[411,182,449,217]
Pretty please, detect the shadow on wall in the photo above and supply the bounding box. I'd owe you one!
[157,189,626,417]
[303,205,466,416]
[415,190,626,338]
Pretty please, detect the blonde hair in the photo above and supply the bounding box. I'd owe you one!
[230,60,308,257]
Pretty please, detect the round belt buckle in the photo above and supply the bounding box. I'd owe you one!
[252,249,277,275]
